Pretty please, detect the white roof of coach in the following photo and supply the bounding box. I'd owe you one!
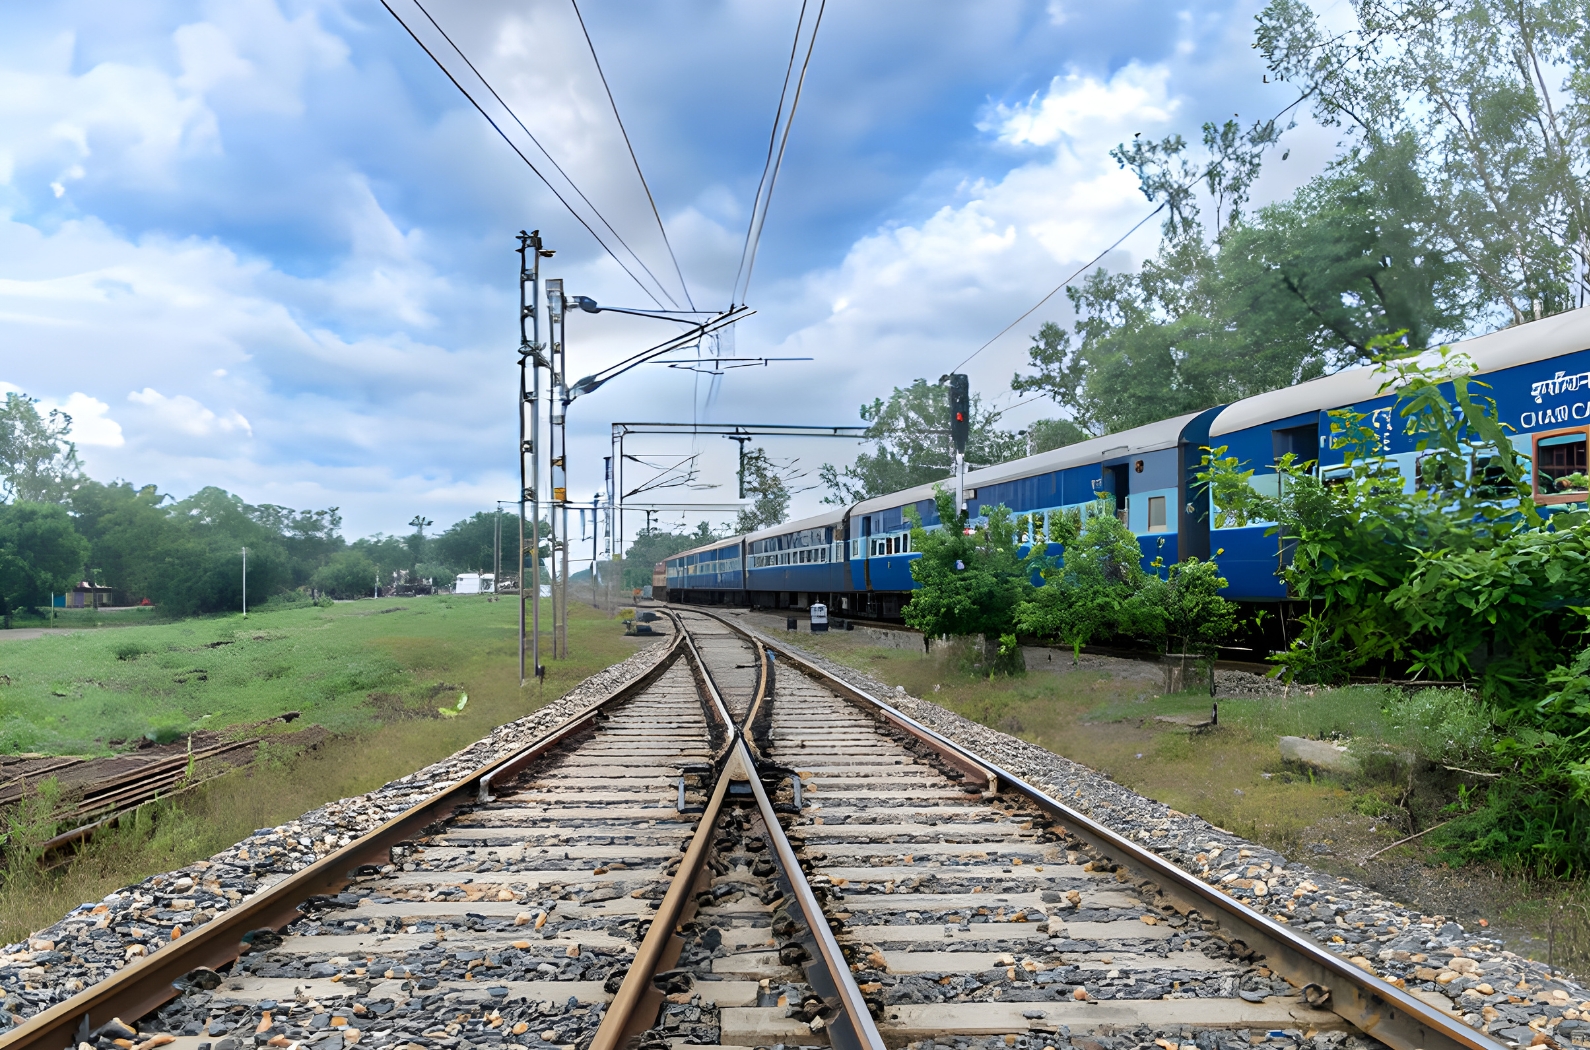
[1209,306,1590,437]
[744,508,845,544]
[966,412,1203,489]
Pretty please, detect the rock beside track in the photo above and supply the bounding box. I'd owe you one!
[741,617,1590,1046]
[0,638,672,1024]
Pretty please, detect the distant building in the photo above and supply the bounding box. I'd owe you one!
[455,573,495,595]
[68,581,115,609]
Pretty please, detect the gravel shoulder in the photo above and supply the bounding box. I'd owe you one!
[0,635,674,1025]
[727,611,1590,1046]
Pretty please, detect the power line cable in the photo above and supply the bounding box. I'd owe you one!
[732,0,826,307]
[950,89,1315,373]
[384,0,676,308]
[407,0,680,308]
[740,0,825,306]
[570,0,695,310]
[731,0,806,306]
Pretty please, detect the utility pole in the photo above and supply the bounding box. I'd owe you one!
[494,499,511,596]
[241,546,248,618]
[727,433,753,497]
[603,457,614,559]
[517,230,553,684]
[546,278,570,659]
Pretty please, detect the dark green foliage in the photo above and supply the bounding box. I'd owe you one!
[312,550,380,599]
[431,511,515,573]
[0,392,81,504]
[623,523,721,589]
[1011,499,1237,662]
[0,502,90,624]
[1026,418,1089,454]
[821,379,1028,503]
[903,487,1033,674]
[1134,556,1240,658]
[1202,346,1590,870]
[1012,150,1461,435]
[735,449,794,533]
[1015,501,1145,661]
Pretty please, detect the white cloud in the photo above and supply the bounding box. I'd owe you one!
[990,63,1177,149]
[127,387,252,439]
[0,0,1297,539]
[0,383,123,447]
[49,392,123,447]
[759,62,1180,384]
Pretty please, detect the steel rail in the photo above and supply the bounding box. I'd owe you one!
[687,607,1507,1050]
[670,610,738,758]
[0,629,687,1050]
[588,738,740,1050]
[597,611,884,1048]
[737,737,884,1050]
[716,615,879,1047]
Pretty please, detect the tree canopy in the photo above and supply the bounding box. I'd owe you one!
[821,379,1081,503]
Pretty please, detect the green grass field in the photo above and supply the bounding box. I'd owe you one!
[0,595,653,942]
[0,596,643,754]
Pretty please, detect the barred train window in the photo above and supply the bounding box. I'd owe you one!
[1535,428,1588,503]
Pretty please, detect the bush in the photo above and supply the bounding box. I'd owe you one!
[313,551,379,600]
[1014,499,1237,661]
[1202,341,1590,871]
[904,488,1033,675]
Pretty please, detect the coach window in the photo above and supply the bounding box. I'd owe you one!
[1146,496,1168,532]
[1534,428,1589,503]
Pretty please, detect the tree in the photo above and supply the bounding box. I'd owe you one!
[1258,0,1590,324]
[903,487,1034,674]
[1013,145,1468,435]
[1132,557,1239,657]
[0,392,82,504]
[623,523,720,589]
[351,535,412,587]
[821,379,1027,503]
[735,449,796,533]
[1026,418,1089,454]
[1014,499,1153,662]
[1201,345,1590,870]
[0,502,89,625]
[313,550,380,599]
[432,510,516,573]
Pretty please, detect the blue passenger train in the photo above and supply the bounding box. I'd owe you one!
[661,308,1590,629]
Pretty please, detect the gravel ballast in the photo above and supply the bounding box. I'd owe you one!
[727,611,1590,1047]
[0,636,673,1028]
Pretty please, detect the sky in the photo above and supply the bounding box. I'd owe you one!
[0,0,1343,554]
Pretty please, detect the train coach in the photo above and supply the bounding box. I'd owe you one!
[663,306,1590,621]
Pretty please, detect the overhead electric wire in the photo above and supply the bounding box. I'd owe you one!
[570,0,695,311]
[383,0,678,309]
[949,89,1316,373]
[731,0,827,307]
[730,2,805,306]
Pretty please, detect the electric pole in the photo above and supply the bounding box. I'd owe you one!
[517,230,553,684]
[241,546,248,618]
[546,278,567,659]
[727,433,753,498]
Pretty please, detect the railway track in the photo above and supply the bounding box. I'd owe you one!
[0,611,1508,1050]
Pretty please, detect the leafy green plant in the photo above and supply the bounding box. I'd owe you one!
[1199,338,1590,870]
[1014,498,1141,662]
[0,777,64,883]
[903,487,1034,676]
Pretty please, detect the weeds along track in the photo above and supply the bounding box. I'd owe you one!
[0,611,1508,1050]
